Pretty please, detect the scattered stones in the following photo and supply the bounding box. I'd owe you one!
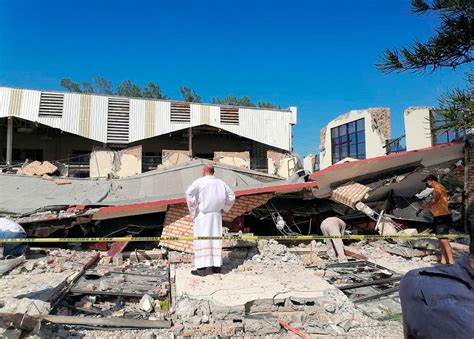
[75,297,93,309]
[423,255,438,262]
[324,303,337,313]
[100,256,112,265]
[172,324,184,336]
[24,260,36,272]
[113,253,123,267]
[0,297,50,315]
[189,316,202,326]
[327,323,345,335]
[154,300,162,314]
[176,298,195,319]
[84,283,95,292]
[139,294,155,313]
[243,316,279,335]
[96,267,110,276]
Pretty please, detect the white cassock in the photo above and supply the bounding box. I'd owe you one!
[185,175,235,269]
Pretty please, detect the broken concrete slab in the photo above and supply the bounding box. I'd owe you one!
[161,150,191,168]
[214,151,250,169]
[17,161,58,177]
[173,263,336,308]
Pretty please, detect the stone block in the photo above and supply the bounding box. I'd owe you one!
[139,294,155,313]
[243,315,279,335]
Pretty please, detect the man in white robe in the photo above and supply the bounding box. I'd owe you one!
[185,164,235,276]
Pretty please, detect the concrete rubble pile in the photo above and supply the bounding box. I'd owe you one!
[0,225,471,337]
[165,238,465,338]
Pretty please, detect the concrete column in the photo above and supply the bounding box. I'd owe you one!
[188,127,193,156]
[6,116,13,165]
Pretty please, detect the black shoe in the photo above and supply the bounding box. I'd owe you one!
[191,268,207,277]
[212,266,222,274]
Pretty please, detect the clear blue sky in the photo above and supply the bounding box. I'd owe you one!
[0,0,469,156]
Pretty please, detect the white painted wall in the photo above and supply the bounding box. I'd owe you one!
[303,154,317,173]
[319,109,388,169]
[404,107,433,151]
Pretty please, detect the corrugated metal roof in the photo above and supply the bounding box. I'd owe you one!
[0,86,296,151]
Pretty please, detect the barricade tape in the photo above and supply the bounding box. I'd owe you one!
[0,234,468,243]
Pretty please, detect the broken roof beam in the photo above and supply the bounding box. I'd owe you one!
[92,181,316,221]
[41,315,171,329]
[310,142,465,198]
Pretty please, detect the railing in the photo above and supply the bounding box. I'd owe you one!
[385,135,406,155]
[67,153,91,165]
[142,156,163,171]
[65,154,91,177]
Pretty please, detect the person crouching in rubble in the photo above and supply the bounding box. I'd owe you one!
[419,174,454,265]
[399,231,474,338]
[320,217,348,263]
[0,217,27,258]
[185,164,235,276]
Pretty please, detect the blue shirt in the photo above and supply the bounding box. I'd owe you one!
[400,255,474,339]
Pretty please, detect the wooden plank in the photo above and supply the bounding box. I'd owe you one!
[70,289,161,298]
[344,249,368,261]
[50,253,100,312]
[107,235,131,257]
[41,315,171,328]
[121,249,165,260]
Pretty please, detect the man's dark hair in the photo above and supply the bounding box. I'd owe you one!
[422,174,438,183]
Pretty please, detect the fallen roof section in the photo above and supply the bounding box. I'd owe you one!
[1,159,315,219]
[310,142,464,198]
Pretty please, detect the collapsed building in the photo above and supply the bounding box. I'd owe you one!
[0,138,472,336]
[0,86,473,337]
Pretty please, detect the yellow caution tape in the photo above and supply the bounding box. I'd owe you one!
[0,234,468,243]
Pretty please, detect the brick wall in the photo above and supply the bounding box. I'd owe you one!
[160,193,274,253]
[368,107,391,140]
[466,146,474,235]
[319,127,327,151]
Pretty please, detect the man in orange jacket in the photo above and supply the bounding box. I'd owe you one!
[421,174,454,264]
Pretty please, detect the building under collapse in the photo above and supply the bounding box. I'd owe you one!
[0,86,297,175]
